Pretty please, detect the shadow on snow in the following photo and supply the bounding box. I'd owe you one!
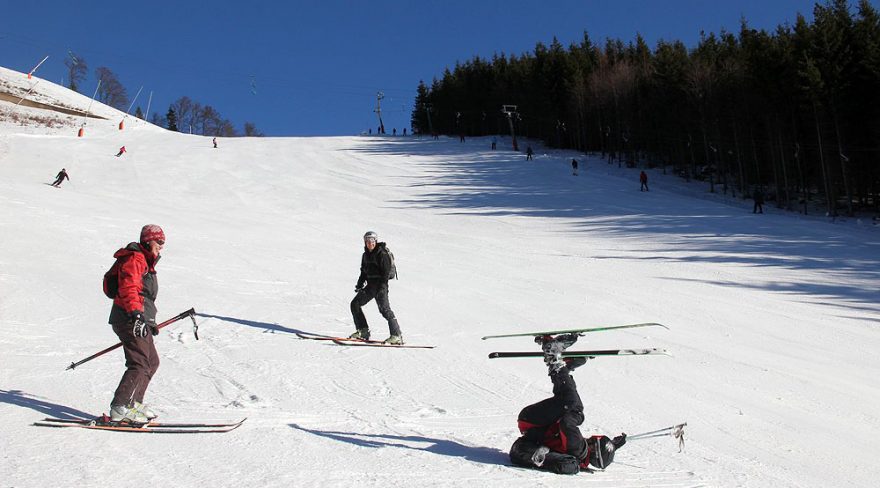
[1,389,94,420]
[289,422,509,466]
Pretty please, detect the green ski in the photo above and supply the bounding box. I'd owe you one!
[481,322,668,340]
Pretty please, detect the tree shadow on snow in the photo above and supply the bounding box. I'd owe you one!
[196,313,310,336]
[0,389,94,420]
[289,423,509,466]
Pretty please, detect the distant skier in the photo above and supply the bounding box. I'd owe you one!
[213,137,218,149]
[393,128,397,136]
[403,128,407,136]
[491,137,497,150]
[50,168,69,187]
[509,335,627,474]
[526,146,534,161]
[639,171,649,191]
[115,146,127,157]
[571,159,579,176]
[460,133,465,143]
[753,188,764,214]
[349,231,403,345]
[106,224,166,423]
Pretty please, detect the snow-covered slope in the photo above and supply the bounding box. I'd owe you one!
[1,67,878,488]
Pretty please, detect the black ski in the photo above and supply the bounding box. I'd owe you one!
[488,348,667,359]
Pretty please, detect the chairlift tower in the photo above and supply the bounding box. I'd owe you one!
[374,91,386,134]
[502,105,519,151]
[424,103,434,135]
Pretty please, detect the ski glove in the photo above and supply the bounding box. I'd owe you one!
[129,312,149,338]
[355,283,365,293]
[147,318,159,336]
[611,434,627,449]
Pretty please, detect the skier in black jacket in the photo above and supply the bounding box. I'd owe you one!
[349,231,403,344]
[51,168,69,187]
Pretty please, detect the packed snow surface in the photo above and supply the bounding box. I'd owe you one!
[1,66,879,487]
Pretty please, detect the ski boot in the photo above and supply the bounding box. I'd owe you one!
[109,404,149,424]
[348,328,370,341]
[134,401,158,420]
[539,333,579,374]
[383,335,404,345]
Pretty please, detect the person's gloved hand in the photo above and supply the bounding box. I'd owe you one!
[147,318,159,336]
[129,312,148,338]
[612,433,627,449]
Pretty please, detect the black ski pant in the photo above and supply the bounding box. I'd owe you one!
[516,369,588,459]
[111,321,160,406]
[351,282,401,336]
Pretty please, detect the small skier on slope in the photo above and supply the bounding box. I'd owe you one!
[509,334,627,474]
[50,168,69,187]
[115,146,127,157]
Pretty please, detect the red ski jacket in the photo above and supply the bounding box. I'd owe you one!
[109,243,159,324]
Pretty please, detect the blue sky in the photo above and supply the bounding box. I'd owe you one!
[0,0,867,136]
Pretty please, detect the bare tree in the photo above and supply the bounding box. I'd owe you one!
[171,96,196,133]
[243,122,264,137]
[94,67,128,110]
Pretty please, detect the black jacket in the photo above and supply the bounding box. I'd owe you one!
[357,242,393,287]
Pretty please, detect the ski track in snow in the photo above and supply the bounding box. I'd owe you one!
[1,65,879,487]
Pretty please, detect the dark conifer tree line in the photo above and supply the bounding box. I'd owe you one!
[412,0,879,215]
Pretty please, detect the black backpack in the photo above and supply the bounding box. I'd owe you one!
[384,246,398,280]
[102,259,122,299]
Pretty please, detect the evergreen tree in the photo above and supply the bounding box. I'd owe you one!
[64,52,87,93]
[166,107,178,131]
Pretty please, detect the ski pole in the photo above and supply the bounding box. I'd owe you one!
[66,308,196,371]
[626,423,687,452]
[628,422,687,440]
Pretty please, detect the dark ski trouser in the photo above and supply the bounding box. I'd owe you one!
[111,321,159,406]
[52,177,63,186]
[350,282,401,336]
[516,369,587,459]
[641,182,649,191]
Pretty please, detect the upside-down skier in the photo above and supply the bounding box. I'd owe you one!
[509,334,627,474]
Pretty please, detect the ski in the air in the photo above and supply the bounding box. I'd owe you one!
[481,322,668,340]
[331,339,435,349]
[296,332,386,344]
[33,416,246,433]
[488,348,667,359]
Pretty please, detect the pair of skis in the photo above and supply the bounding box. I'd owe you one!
[483,322,669,359]
[296,332,435,349]
[33,416,246,434]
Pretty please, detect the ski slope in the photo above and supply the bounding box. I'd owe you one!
[1,66,879,488]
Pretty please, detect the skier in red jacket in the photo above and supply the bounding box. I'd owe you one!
[509,335,627,474]
[115,146,126,157]
[106,224,165,423]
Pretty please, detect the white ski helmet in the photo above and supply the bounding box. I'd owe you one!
[363,231,378,241]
